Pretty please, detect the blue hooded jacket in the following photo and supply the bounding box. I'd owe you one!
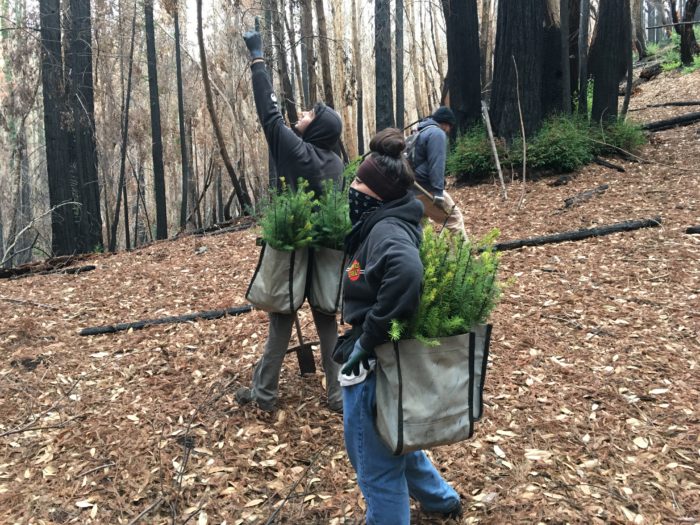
[411,118,448,197]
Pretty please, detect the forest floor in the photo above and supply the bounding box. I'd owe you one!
[1,70,699,525]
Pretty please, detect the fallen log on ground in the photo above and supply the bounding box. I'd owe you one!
[564,184,610,208]
[687,226,700,234]
[593,157,625,172]
[492,217,662,252]
[79,305,253,336]
[0,254,93,279]
[642,112,700,132]
[639,63,662,81]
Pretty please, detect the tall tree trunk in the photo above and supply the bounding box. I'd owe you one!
[285,1,305,109]
[144,0,168,239]
[621,0,635,118]
[375,0,395,130]
[40,0,78,255]
[396,0,405,129]
[631,0,647,57]
[589,0,631,123]
[301,0,317,103]
[442,0,482,133]
[351,0,365,153]
[479,0,494,91]
[68,0,103,253]
[490,0,546,140]
[331,0,356,156]
[406,0,426,118]
[196,0,252,214]
[109,4,136,253]
[577,0,590,116]
[314,0,335,107]
[174,4,193,230]
[673,0,700,65]
[541,0,564,116]
[561,0,571,112]
[568,0,580,104]
[272,0,298,122]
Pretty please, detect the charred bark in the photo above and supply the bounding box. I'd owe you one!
[441,0,482,132]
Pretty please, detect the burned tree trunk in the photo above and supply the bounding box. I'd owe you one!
[541,0,564,116]
[375,0,395,130]
[589,0,631,123]
[144,0,168,239]
[351,0,365,153]
[441,0,482,132]
[577,0,590,117]
[490,0,546,140]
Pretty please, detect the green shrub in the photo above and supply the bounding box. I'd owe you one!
[390,226,502,345]
[259,178,315,251]
[312,180,352,250]
[446,125,499,178]
[526,115,593,172]
[592,118,646,155]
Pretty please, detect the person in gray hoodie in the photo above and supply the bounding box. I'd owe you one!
[236,29,343,413]
[411,107,467,238]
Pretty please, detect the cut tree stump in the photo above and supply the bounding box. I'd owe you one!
[564,184,610,208]
[79,305,253,336]
[687,226,700,234]
[491,217,662,252]
[642,112,700,132]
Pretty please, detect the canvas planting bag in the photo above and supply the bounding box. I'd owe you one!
[374,324,492,455]
[307,247,346,314]
[246,243,309,314]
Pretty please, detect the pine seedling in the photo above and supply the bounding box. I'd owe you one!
[259,178,316,251]
[312,179,352,250]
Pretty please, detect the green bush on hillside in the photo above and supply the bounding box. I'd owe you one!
[592,118,646,156]
[447,114,646,178]
[446,125,498,178]
[524,115,593,172]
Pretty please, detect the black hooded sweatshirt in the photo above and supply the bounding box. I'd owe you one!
[251,62,343,196]
[342,194,424,353]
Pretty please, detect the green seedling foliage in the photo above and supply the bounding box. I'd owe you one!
[259,178,316,251]
[312,179,352,250]
[391,225,503,344]
[526,115,593,172]
[446,124,500,178]
[591,118,646,155]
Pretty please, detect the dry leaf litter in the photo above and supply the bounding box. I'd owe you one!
[0,70,698,525]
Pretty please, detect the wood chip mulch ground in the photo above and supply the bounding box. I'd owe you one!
[1,70,698,525]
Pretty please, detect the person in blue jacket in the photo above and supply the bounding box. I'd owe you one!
[334,128,462,524]
[411,107,467,238]
[235,29,343,413]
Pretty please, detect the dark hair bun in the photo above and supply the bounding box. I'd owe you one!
[369,128,405,158]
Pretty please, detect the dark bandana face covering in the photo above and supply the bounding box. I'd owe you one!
[348,186,383,225]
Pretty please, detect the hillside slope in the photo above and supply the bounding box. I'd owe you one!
[1,70,698,524]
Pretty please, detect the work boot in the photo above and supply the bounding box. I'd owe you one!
[235,387,276,413]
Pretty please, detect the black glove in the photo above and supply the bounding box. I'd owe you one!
[341,340,371,376]
[243,30,263,60]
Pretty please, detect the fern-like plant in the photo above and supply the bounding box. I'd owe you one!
[259,178,316,251]
[312,180,352,250]
[391,225,503,344]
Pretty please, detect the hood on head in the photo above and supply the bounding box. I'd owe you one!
[302,103,342,150]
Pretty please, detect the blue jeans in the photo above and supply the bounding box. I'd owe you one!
[343,372,460,524]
